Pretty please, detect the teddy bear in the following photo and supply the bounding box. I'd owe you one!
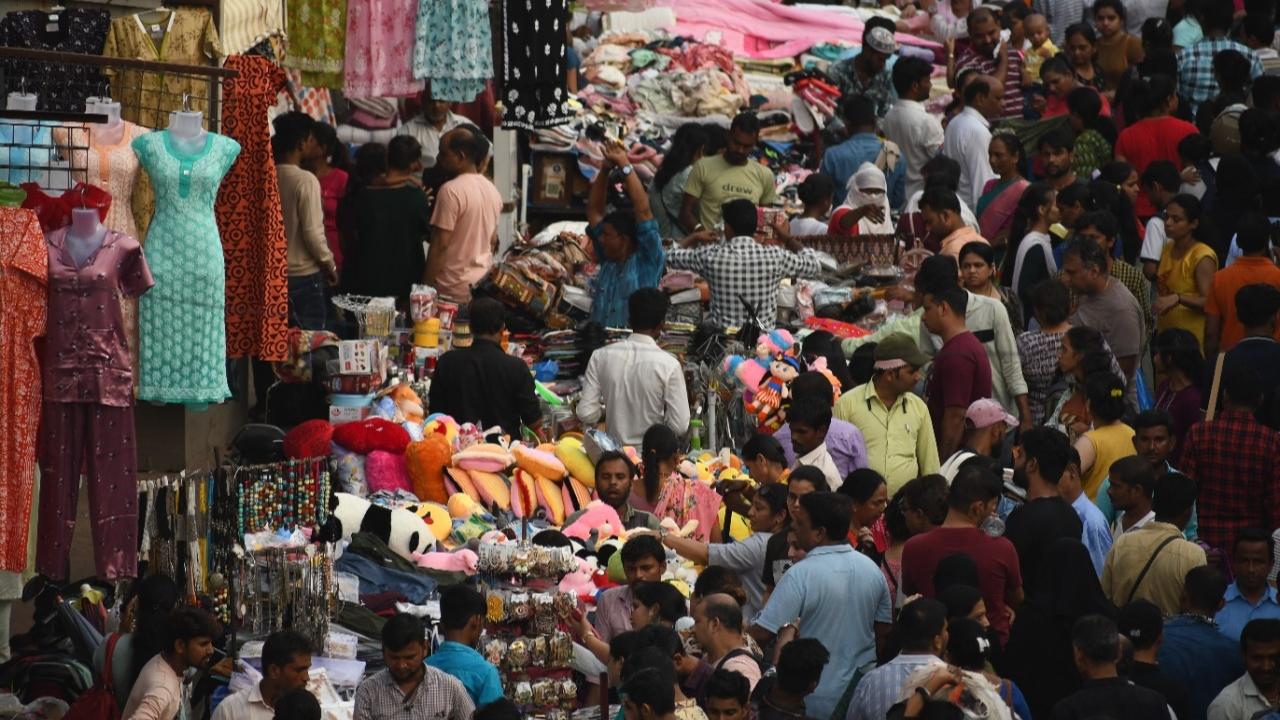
[745,353,801,432]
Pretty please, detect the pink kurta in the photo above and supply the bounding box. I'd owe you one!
[343,0,424,98]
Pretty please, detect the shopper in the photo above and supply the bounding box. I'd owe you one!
[212,630,312,720]
[1159,566,1245,720]
[820,95,904,208]
[693,595,762,693]
[828,25,898,118]
[95,574,179,710]
[396,85,467,169]
[1074,373,1136,502]
[941,75,1000,210]
[594,535,668,643]
[920,283,993,460]
[1004,427,1084,596]
[884,57,945,200]
[578,289,689,446]
[1117,600,1191,720]
[954,9,1028,120]
[1067,88,1116,178]
[751,638,829,720]
[1052,615,1169,720]
[426,125,501,303]
[938,398,1017,481]
[123,607,220,720]
[975,134,1029,247]
[921,186,987,259]
[774,372,869,479]
[678,113,777,233]
[302,122,350,276]
[1115,75,1199,218]
[1062,238,1145,389]
[1075,210,1154,344]
[622,667,677,720]
[585,141,664,328]
[1215,530,1280,643]
[846,598,948,720]
[426,585,503,706]
[628,582,686,632]
[638,424,681,513]
[1102,472,1206,615]
[1105,456,1158,539]
[1092,0,1144,94]
[427,298,541,437]
[1208,619,1280,720]
[273,111,336,331]
[762,468,828,595]
[649,124,708,240]
[1175,2,1263,115]
[272,689,321,720]
[354,613,473,720]
[703,669,750,720]
[1204,213,1280,356]
[563,451,660,532]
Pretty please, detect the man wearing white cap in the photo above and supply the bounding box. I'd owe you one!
[939,399,1018,481]
[829,25,900,119]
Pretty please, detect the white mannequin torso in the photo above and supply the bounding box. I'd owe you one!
[167,110,206,154]
[89,98,125,146]
[66,208,108,269]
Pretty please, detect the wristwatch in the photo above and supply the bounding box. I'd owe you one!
[619,164,634,177]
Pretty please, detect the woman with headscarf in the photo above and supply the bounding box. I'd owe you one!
[999,538,1115,720]
[828,162,894,237]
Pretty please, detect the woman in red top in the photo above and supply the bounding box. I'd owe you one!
[304,122,351,272]
[1114,74,1199,218]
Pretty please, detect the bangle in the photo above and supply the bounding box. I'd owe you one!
[915,687,932,702]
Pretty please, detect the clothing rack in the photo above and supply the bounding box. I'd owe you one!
[0,116,94,191]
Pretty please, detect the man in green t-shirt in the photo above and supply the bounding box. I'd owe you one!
[679,112,778,232]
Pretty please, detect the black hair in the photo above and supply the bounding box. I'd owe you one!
[1152,472,1198,522]
[703,125,729,155]
[1234,527,1276,560]
[1201,0,1234,32]
[756,482,791,516]
[1019,426,1072,485]
[801,331,854,391]
[1225,360,1264,408]
[1254,75,1280,111]
[1236,283,1280,327]
[701,593,745,632]
[473,699,523,720]
[596,450,639,479]
[705,668,751,706]
[128,574,180,690]
[1030,278,1071,327]
[382,612,426,652]
[1141,17,1173,50]
[386,135,423,172]
[350,142,387,196]
[1057,181,1092,212]
[896,598,948,652]
[885,489,910,543]
[1039,126,1076,153]
[864,15,898,38]
[1077,209,1119,243]
[930,284,970,317]
[1067,88,1118,146]
[1110,455,1157,497]
[609,630,643,662]
[922,155,963,193]
[1214,50,1253,96]
[798,492,852,541]
[1118,600,1164,651]
[1065,21,1098,47]
[469,297,506,336]
[1237,213,1276,255]
[273,688,321,720]
[947,459,1003,511]
[628,287,669,332]
[798,173,836,209]
[790,371,836,406]
[840,468,887,504]
[1065,325,1107,360]
[939,584,984,622]
[1086,179,1140,259]
[692,565,748,607]
[722,198,758,237]
[958,241,996,270]
[946,616,993,670]
[904,475,950,526]
[1184,565,1229,614]
[1153,328,1205,383]
[655,123,710,191]
[635,624,684,659]
[1004,182,1059,282]
[262,629,313,671]
[1242,619,1280,654]
[730,112,761,135]
[742,433,787,467]
[167,607,221,653]
[1063,236,1109,273]
[310,122,350,172]
[1245,13,1278,46]
[1083,372,1126,423]
[1165,193,1215,247]
[788,395,832,432]
[1072,614,1120,664]
[1131,409,1175,435]
[893,56,935,97]
[1091,0,1127,22]
[1140,160,1181,193]
[1006,2,1030,23]
[962,75,993,106]
[620,534,666,567]
[920,186,962,216]
[849,342,878,385]
[915,254,960,296]
[967,7,999,30]
[1132,74,1178,117]
[632,582,687,624]
[1240,109,1280,156]
[622,667,676,716]
[271,111,316,162]
[842,95,878,130]
[775,638,830,695]
[444,124,490,166]
[990,132,1025,172]
[788,465,831,492]
[601,210,637,243]
[641,424,679,501]
[1041,54,1073,82]
[439,584,487,630]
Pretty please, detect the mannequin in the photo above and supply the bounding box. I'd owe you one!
[6,92,36,111]
[167,109,206,155]
[87,96,125,147]
[66,207,108,269]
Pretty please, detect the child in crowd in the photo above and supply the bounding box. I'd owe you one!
[790,173,835,237]
[1022,14,1059,84]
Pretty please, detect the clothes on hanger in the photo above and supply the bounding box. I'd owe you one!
[0,9,110,112]
[501,0,574,130]
[343,0,424,99]
[412,0,492,102]
[285,0,348,89]
[102,7,222,129]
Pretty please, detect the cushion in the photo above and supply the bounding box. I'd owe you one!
[283,419,333,459]
[365,451,411,494]
[514,444,566,481]
[332,417,411,455]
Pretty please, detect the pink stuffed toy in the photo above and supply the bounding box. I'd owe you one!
[413,548,479,575]
[562,500,626,541]
[746,353,801,432]
[365,451,412,494]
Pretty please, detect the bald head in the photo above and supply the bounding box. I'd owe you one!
[701,593,744,633]
[965,75,1003,119]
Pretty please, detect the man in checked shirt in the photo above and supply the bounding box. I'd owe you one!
[666,198,823,330]
[353,613,474,720]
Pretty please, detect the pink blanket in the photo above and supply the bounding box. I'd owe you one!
[668,0,940,59]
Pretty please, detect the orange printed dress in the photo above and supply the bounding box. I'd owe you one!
[0,207,48,571]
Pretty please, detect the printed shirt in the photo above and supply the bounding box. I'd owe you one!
[352,667,475,720]
[588,219,665,328]
[1177,40,1263,113]
[834,381,939,495]
[955,46,1027,119]
[666,236,821,330]
[828,58,895,118]
[1180,409,1280,552]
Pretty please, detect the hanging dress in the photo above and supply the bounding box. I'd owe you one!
[343,0,424,99]
[216,55,290,362]
[0,207,47,572]
[132,130,241,405]
[0,8,110,112]
[500,0,573,129]
[102,8,222,130]
[412,0,492,102]
[284,0,348,89]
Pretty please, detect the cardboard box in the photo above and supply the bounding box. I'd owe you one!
[338,339,381,375]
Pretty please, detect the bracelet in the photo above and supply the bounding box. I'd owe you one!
[915,686,932,702]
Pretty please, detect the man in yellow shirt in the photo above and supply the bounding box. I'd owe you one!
[678,112,778,232]
[834,334,940,494]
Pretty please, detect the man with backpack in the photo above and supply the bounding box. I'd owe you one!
[693,594,764,695]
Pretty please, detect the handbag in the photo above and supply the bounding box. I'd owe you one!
[62,632,122,720]
[1125,535,1181,605]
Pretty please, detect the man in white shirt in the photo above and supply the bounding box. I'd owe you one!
[395,85,466,168]
[578,287,690,445]
[846,598,947,720]
[213,630,314,720]
[1106,456,1157,540]
[941,74,1001,210]
[788,395,844,490]
[884,56,945,200]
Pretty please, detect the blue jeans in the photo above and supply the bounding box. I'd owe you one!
[288,271,329,331]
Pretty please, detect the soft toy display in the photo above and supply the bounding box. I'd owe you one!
[562,500,626,542]
[721,329,796,403]
[554,436,595,488]
[746,353,802,432]
[404,435,452,504]
[320,493,436,561]
[413,548,479,575]
[404,500,453,543]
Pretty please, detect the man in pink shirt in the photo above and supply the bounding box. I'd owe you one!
[920,186,988,258]
[428,125,503,302]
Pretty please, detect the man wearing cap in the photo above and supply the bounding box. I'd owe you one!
[829,25,899,119]
[938,399,1018,481]
[834,334,939,494]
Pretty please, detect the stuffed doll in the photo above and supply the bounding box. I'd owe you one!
[745,353,801,432]
[562,500,626,542]
[320,493,435,561]
[405,435,451,504]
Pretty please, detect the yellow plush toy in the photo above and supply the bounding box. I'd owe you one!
[555,436,595,488]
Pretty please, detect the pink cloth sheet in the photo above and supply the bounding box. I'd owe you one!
[668,0,939,59]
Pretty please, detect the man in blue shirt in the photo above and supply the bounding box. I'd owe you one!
[750,492,893,720]
[819,95,905,209]
[426,585,504,707]
[1217,529,1280,642]
[1063,447,1112,575]
[585,140,664,328]
[1159,566,1246,720]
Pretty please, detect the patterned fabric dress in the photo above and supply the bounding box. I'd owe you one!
[653,473,724,543]
[132,130,241,405]
[284,0,347,89]
[216,55,290,362]
[500,0,573,129]
[412,0,492,102]
[102,8,222,129]
[0,207,47,572]
[343,0,424,99]
[0,8,110,112]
